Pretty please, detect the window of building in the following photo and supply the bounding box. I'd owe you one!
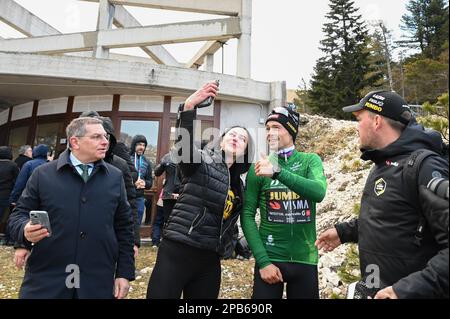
[8,126,28,159]
[119,120,160,170]
[34,122,64,156]
[120,119,160,225]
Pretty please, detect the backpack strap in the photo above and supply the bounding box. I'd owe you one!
[403,149,439,247]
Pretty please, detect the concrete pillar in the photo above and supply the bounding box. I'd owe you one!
[93,0,115,59]
[236,0,251,78]
[270,81,286,109]
[205,54,214,72]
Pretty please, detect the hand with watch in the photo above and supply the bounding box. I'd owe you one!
[255,153,281,179]
[272,164,281,180]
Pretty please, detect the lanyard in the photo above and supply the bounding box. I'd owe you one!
[135,153,143,179]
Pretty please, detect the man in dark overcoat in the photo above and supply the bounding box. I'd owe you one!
[8,117,135,299]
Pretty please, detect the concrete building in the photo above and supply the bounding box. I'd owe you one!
[0,0,286,223]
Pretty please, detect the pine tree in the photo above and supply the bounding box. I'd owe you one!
[364,22,395,93]
[308,0,382,119]
[294,78,310,113]
[404,57,448,104]
[399,0,449,59]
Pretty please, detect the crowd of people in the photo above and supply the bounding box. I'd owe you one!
[0,81,448,299]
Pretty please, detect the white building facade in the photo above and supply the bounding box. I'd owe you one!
[0,0,286,219]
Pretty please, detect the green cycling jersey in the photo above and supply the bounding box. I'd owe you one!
[241,150,327,268]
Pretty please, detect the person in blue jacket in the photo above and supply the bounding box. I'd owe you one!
[9,144,50,205]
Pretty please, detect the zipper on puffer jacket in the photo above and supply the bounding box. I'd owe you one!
[221,213,240,239]
[219,164,231,242]
[188,207,206,235]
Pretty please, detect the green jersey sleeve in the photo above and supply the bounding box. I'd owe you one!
[241,164,272,268]
[276,153,327,202]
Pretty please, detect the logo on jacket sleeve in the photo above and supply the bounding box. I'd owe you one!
[385,160,399,167]
[374,178,387,196]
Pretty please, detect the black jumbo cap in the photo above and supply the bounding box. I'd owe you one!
[342,91,413,125]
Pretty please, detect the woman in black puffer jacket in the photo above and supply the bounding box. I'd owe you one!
[147,81,254,299]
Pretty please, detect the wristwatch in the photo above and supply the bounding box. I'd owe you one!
[271,165,281,180]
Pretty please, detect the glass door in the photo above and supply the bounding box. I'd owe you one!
[120,119,160,227]
[8,126,28,159]
[120,120,160,168]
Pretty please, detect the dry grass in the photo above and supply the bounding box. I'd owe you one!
[0,246,23,299]
[298,123,357,160]
[337,244,361,284]
[0,245,254,299]
[340,159,371,173]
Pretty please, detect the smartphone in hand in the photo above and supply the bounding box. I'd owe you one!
[196,80,220,109]
[346,281,379,299]
[29,210,52,236]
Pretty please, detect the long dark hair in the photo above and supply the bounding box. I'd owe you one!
[217,125,255,175]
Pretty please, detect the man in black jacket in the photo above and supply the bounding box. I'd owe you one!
[0,146,19,238]
[100,117,141,254]
[316,91,448,299]
[14,145,32,170]
[8,117,134,299]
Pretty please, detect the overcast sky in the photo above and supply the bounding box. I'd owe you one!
[0,0,409,89]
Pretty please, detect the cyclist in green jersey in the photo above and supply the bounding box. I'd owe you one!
[241,106,327,299]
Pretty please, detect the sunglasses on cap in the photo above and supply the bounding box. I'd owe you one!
[269,107,290,118]
[268,106,300,125]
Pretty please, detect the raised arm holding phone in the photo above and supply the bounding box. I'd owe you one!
[146,80,255,299]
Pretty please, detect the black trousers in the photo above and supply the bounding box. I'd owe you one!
[146,239,221,299]
[252,262,319,299]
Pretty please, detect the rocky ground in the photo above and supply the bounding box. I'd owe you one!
[0,114,370,299]
[297,114,371,298]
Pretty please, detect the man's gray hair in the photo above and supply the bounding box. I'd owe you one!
[66,117,103,148]
[18,145,31,155]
